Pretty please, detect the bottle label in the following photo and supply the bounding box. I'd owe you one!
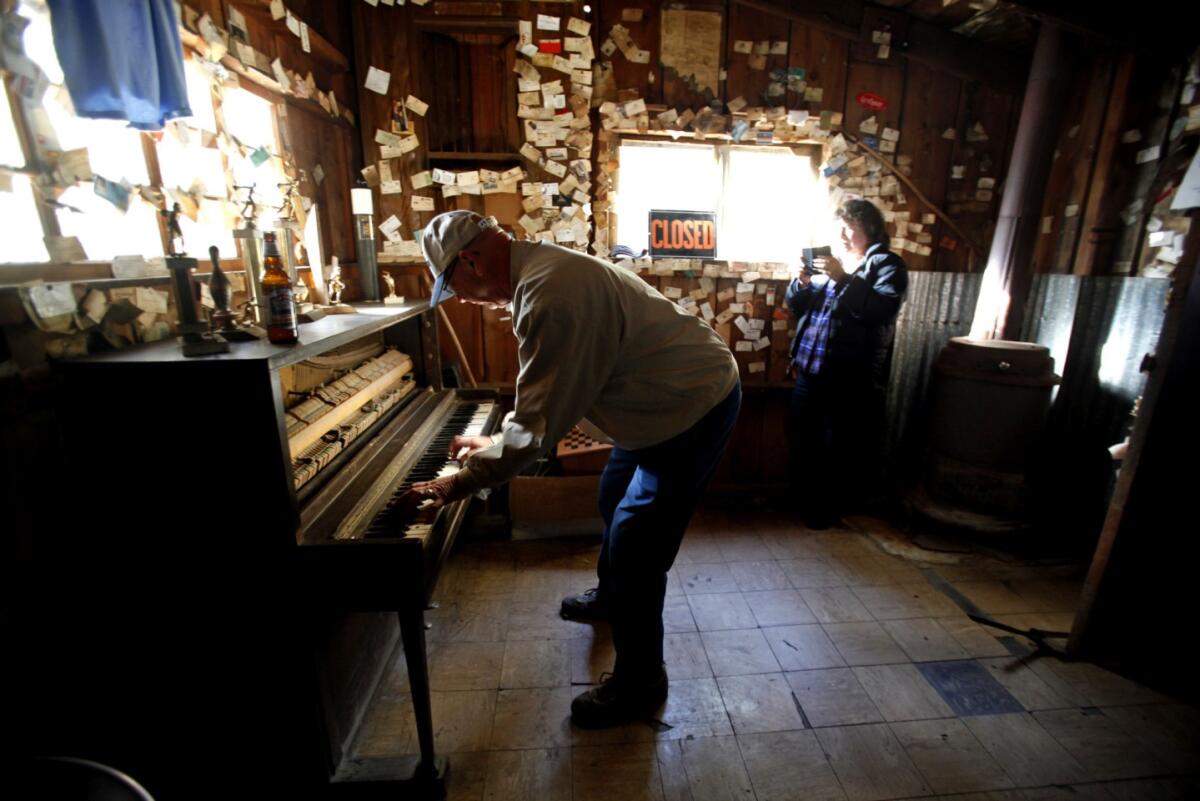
[266,285,297,328]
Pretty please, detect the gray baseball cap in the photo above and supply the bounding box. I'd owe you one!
[420,210,498,308]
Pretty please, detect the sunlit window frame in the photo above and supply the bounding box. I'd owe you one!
[613,135,828,268]
[0,11,297,271]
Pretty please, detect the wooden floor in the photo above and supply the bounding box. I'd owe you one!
[353,510,1200,801]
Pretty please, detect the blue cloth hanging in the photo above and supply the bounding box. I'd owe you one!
[46,0,191,130]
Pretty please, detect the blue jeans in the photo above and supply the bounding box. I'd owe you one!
[594,383,742,681]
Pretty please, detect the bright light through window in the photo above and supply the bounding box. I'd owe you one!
[56,186,164,261]
[721,147,826,264]
[179,199,237,259]
[181,59,218,134]
[4,1,282,266]
[1,89,25,167]
[18,0,63,86]
[615,140,828,266]
[1,175,50,262]
[43,100,151,186]
[221,89,277,151]
[18,0,148,186]
[157,130,228,198]
[614,142,720,256]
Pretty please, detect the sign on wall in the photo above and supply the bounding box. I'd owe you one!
[648,210,717,258]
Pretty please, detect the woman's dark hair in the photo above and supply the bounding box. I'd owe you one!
[836,199,889,250]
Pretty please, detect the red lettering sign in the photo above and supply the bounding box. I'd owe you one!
[648,210,717,258]
[856,92,888,112]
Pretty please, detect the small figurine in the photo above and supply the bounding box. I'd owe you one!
[161,202,185,256]
[235,184,258,225]
[382,270,404,305]
[277,177,301,225]
[328,256,345,305]
[209,245,232,319]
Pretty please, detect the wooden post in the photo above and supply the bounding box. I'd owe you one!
[1072,53,1136,276]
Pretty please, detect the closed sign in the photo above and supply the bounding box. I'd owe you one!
[648,210,716,258]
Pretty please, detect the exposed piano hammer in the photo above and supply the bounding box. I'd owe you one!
[289,348,417,490]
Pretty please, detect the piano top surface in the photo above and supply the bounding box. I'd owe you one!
[67,300,430,370]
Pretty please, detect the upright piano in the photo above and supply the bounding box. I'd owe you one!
[48,300,498,798]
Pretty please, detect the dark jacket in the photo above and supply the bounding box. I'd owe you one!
[786,242,908,386]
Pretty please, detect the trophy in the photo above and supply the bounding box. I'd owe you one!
[322,257,354,314]
[382,270,405,305]
[161,204,229,356]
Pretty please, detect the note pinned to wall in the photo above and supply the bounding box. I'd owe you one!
[405,95,429,116]
[379,214,403,242]
[1170,145,1200,210]
[135,287,169,314]
[364,66,391,95]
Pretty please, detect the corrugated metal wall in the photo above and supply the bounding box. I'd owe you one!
[882,272,1168,484]
[1026,274,1169,445]
[884,272,981,477]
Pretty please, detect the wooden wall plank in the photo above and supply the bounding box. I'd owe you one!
[1052,52,1115,273]
[1072,53,1135,276]
[480,307,519,385]
[439,300,486,383]
[896,60,960,271]
[600,0,662,104]
[658,1,726,110]
[940,82,1018,272]
[1031,52,1112,273]
[841,58,906,141]
[283,101,357,262]
[787,23,850,118]
[724,2,792,109]
[352,2,423,244]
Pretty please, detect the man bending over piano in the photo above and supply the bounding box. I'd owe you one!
[399,210,741,729]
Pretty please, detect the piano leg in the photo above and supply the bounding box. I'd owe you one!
[398,605,448,798]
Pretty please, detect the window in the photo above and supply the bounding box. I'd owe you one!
[181,59,218,134]
[2,88,48,262]
[1,88,26,167]
[0,1,292,265]
[1,175,50,262]
[615,140,830,266]
[55,185,164,261]
[220,86,277,150]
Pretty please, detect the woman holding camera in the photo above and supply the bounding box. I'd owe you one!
[784,198,909,528]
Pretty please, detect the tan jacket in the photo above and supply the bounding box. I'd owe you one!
[460,240,739,492]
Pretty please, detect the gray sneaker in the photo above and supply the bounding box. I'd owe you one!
[560,588,611,621]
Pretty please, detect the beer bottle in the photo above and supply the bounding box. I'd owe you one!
[262,232,299,344]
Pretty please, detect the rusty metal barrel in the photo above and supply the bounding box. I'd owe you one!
[925,337,1061,522]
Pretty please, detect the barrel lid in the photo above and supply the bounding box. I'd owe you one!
[935,337,1061,386]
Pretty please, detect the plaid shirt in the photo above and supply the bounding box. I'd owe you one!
[792,277,847,376]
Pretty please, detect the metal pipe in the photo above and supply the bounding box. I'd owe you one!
[970,22,1075,340]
